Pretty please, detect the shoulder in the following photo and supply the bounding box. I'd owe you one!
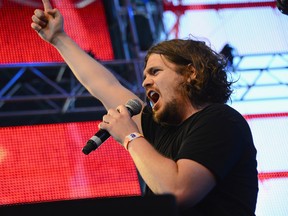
[185,103,250,135]
[199,103,244,121]
[204,103,239,113]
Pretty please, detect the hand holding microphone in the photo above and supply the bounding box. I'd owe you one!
[82,99,142,155]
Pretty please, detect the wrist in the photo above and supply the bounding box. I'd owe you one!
[123,132,144,150]
[51,32,68,47]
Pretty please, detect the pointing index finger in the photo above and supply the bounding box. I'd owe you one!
[42,0,53,11]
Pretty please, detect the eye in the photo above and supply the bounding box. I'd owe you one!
[150,68,160,75]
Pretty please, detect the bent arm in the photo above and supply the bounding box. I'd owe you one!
[127,138,216,208]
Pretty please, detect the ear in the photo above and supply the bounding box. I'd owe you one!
[187,63,196,82]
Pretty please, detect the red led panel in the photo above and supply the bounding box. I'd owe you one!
[0,0,114,64]
[0,121,141,205]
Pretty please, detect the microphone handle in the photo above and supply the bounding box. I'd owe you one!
[82,129,110,155]
[82,98,142,155]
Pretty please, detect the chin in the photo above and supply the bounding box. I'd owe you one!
[152,110,173,126]
[152,109,165,124]
[156,104,183,126]
[152,109,160,123]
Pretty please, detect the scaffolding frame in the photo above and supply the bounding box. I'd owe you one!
[0,52,287,118]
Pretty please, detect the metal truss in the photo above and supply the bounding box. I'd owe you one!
[0,59,145,118]
[162,1,277,39]
[110,0,166,59]
[230,52,288,102]
[0,52,287,119]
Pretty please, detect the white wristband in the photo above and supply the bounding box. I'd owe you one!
[123,132,144,150]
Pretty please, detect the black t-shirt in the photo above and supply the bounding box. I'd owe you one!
[141,103,258,216]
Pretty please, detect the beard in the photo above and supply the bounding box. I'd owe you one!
[152,99,183,126]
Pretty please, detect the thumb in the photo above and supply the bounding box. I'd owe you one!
[47,8,60,18]
[42,0,53,11]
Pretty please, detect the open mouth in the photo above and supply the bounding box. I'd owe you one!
[147,90,159,108]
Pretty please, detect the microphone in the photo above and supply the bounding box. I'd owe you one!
[82,98,142,155]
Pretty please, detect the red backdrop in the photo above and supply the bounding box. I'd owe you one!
[0,0,114,64]
[0,121,141,205]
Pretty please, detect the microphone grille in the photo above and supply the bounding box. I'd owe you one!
[126,99,142,116]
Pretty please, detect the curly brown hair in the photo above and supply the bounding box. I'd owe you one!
[144,38,234,107]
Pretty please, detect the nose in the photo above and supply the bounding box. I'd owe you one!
[142,76,153,88]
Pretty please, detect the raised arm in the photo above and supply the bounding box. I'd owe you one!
[31,0,143,129]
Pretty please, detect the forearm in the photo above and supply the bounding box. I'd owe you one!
[128,138,180,195]
[50,32,144,130]
[126,137,216,207]
[52,33,119,100]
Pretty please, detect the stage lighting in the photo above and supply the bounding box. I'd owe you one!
[277,0,288,15]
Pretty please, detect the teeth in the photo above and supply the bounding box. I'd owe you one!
[149,91,156,98]
[148,90,159,109]
[147,91,155,108]
[149,100,154,108]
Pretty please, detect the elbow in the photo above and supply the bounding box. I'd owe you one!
[173,186,213,209]
[154,188,199,208]
[174,190,199,208]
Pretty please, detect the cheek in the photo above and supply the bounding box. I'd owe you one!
[176,80,190,98]
[163,79,185,98]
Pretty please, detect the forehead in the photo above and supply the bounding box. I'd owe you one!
[144,54,175,73]
[146,54,163,66]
